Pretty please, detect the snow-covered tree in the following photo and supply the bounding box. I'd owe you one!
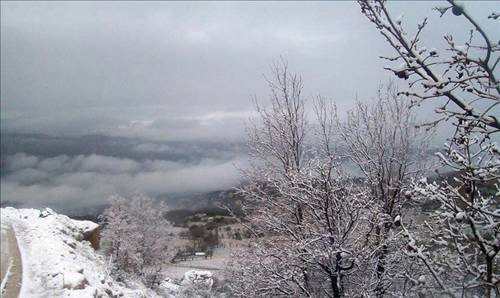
[247,58,306,175]
[100,195,131,271]
[359,1,499,297]
[359,0,499,131]
[335,83,432,297]
[233,59,311,296]
[99,194,174,288]
[227,61,378,297]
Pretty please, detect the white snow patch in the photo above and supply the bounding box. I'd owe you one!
[71,219,99,234]
[158,277,181,296]
[63,272,88,290]
[181,270,213,289]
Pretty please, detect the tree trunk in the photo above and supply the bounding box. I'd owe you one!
[374,225,388,298]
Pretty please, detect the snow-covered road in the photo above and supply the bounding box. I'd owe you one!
[0,222,22,298]
[1,207,163,297]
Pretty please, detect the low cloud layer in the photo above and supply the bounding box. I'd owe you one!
[1,152,245,210]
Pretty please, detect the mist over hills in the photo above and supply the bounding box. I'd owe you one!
[1,132,246,163]
[1,132,248,214]
[0,131,442,215]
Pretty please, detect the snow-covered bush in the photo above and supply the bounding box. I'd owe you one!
[99,193,175,288]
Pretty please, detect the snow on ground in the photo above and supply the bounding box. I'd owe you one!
[1,221,22,298]
[162,247,230,280]
[181,270,213,288]
[1,223,10,266]
[159,247,229,297]
[1,223,12,291]
[0,207,160,298]
[0,223,13,294]
[159,270,215,298]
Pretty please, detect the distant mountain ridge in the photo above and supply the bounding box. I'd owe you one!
[1,132,247,170]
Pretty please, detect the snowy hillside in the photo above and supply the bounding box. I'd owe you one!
[0,207,160,298]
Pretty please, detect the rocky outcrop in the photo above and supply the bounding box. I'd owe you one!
[71,219,100,250]
[82,226,100,250]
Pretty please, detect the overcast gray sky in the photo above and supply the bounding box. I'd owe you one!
[1,1,498,210]
[3,1,496,141]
